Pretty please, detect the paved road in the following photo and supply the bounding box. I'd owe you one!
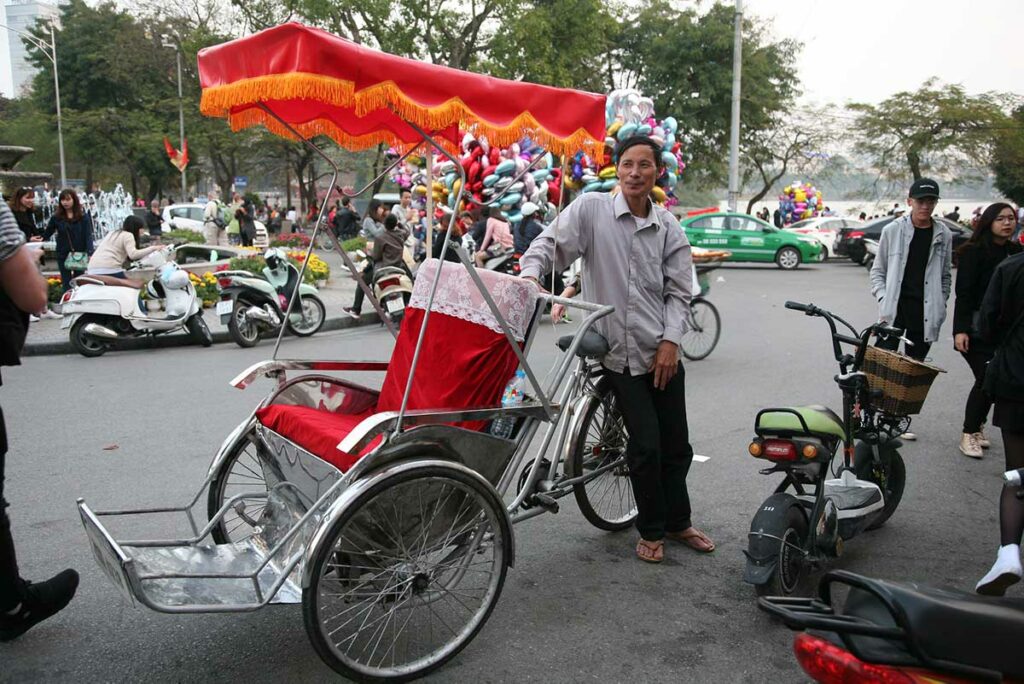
[0,260,1009,683]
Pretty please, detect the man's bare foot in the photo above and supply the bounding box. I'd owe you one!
[665,527,715,553]
[636,539,664,563]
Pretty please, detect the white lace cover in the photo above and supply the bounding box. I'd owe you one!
[408,259,540,341]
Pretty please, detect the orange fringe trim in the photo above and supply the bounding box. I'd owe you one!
[201,72,603,157]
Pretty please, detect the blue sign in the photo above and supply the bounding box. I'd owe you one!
[234,176,248,188]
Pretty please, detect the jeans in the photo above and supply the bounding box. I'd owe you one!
[0,405,21,611]
[603,362,695,541]
[960,346,994,434]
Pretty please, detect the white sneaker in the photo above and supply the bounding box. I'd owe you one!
[28,314,40,323]
[976,545,1023,596]
[900,432,917,441]
[39,309,61,320]
[976,429,991,449]
[959,432,983,459]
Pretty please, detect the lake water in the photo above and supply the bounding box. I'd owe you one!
[723,198,999,221]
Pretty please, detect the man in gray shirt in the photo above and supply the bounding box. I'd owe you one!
[520,136,713,563]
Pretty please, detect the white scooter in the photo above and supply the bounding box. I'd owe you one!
[350,249,414,323]
[59,250,212,357]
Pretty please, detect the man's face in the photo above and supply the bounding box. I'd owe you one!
[907,197,937,225]
[616,144,660,203]
[401,192,411,207]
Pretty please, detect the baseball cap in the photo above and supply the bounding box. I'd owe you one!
[908,178,940,199]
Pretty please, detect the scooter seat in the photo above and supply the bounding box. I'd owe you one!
[842,578,1024,678]
[822,482,882,512]
[758,405,845,441]
[557,331,609,359]
[73,274,144,289]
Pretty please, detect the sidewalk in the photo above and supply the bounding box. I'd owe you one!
[24,250,380,356]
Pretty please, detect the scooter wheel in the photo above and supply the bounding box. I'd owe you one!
[70,315,109,358]
[754,506,809,598]
[186,313,213,347]
[228,299,260,348]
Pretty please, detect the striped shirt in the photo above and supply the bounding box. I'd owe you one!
[0,203,27,263]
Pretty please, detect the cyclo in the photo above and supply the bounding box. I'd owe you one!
[76,23,635,682]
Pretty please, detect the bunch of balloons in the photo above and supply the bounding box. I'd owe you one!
[778,181,825,224]
[389,134,563,226]
[564,89,686,206]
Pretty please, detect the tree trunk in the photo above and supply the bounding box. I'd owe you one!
[907,149,922,180]
[370,144,387,195]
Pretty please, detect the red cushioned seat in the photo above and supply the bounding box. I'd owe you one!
[255,259,539,472]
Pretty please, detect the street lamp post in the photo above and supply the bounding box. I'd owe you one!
[163,37,186,199]
[1,20,66,188]
[726,0,743,213]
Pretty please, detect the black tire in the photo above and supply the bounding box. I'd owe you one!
[854,446,906,530]
[821,246,829,261]
[680,298,721,361]
[754,506,809,598]
[69,314,109,357]
[186,312,213,347]
[775,246,802,270]
[286,295,326,337]
[571,383,637,531]
[228,298,260,348]
[208,426,269,544]
[303,464,508,682]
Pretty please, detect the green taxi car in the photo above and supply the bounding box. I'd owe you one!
[681,212,823,270]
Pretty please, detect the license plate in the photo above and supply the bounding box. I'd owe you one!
[385,297,405,314]
[216,299,234,316]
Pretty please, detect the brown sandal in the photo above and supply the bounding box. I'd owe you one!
[636,539,664,563]
[666,527,715,553]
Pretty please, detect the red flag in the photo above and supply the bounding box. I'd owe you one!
[164,136,189,172]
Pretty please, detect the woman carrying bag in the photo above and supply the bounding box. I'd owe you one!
[42,189,94,292]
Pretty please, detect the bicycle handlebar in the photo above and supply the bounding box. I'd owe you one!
[784,300,905,371]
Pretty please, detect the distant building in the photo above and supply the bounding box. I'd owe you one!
[1,0,61,99]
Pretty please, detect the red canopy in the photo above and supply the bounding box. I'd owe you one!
[198,23,606,157]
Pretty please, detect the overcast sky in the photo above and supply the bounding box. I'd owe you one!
[747,0,1023,106]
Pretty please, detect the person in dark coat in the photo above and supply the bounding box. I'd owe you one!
[42,189,94,292]
[7,189,41,243]
[235,206,256,247]
[331,196,360,240]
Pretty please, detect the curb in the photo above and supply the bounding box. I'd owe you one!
[22,313,382,357]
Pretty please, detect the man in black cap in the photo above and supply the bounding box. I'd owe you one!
[869,178,953,438]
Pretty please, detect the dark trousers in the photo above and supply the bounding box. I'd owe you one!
[56,260,84,293]
[876,328,930,361]
[604,362,694,541]
[960,346,994,434]
[351,262,374,314]
[0,405,21,611]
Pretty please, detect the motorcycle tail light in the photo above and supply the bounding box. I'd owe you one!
[802,444,819,459]
[377,277,400,290]
[793,633,918,683]
[748,441,764,458]
[763,439,798,462]
[218,277,233,288]
[60,290,73,304]
[848,231,865,240]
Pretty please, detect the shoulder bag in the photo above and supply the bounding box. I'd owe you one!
[61,221,89,272]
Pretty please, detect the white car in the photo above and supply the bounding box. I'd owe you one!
[784,217,863,258]
[163,203,269,248]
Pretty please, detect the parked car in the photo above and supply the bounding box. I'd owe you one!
[163,203,269,247]
[784,217,862,258]
[837,216,970,265]
[681,212,823,270]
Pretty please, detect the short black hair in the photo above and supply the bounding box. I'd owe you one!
[615,136,664,168]
[384,213,398,230]
[341,196,351,206]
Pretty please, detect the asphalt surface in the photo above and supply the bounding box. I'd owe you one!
[0,259,1010,683]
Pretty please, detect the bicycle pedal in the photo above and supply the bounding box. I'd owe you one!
[532,493,559,513]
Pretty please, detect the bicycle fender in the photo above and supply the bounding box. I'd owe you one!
[744,492,805,585]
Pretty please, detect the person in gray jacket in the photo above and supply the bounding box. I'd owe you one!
[869,178,953,361]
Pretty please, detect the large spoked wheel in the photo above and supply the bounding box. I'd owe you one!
[208,426,270,544]
[854,447,906,530]
[186,312,213,347]
[775,246,802,270]
[680,298,721,361]
[304,464,508,682]
[754,506,809,598]
[228,298,261,348]
[571,384,637,531]
[69,314,109,358]
[286,295,326,337]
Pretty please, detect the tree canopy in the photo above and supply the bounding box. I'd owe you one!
[991,105,1024,205]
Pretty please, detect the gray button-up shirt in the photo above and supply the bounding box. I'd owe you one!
[519,192,693,375]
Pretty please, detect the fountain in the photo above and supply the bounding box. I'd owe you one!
[0,145,53,196]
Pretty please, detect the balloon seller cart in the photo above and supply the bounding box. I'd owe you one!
[76,23,638,682]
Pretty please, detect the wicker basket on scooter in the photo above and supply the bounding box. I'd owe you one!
[862,346,946,416]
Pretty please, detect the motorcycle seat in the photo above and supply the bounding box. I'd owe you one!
[757,405,845,441]
[73,274,144,289]
[557,331,609,359]
[843,579,1024,678]
[821,482,881,512]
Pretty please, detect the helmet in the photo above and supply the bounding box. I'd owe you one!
[264,247,287,270]
[521,201,540,217]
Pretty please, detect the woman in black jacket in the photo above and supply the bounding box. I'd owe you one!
[953,203,1022,458]
[974,243,1024,596]
[7,188,41,243]
[41,189,94,292]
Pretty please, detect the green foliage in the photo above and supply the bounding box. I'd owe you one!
[166,228,205,245]
[850,79,1010,182]
[341,236,367,253]
[992,105,1024,205]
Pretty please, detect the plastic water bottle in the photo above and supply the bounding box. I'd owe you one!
[491,370,528,439]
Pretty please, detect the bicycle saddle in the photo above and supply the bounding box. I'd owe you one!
[557,331,609,359]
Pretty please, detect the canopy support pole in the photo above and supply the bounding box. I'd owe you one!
[424,147,433,261]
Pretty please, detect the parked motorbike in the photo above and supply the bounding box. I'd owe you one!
[760,493,1024,684]
[216,248,326,348]
[862,238,879,269]
[461,234,518,274]
[745,301,911,597]
[59,251,212,357]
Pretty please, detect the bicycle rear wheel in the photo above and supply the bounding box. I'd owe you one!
[680,298,721,361]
